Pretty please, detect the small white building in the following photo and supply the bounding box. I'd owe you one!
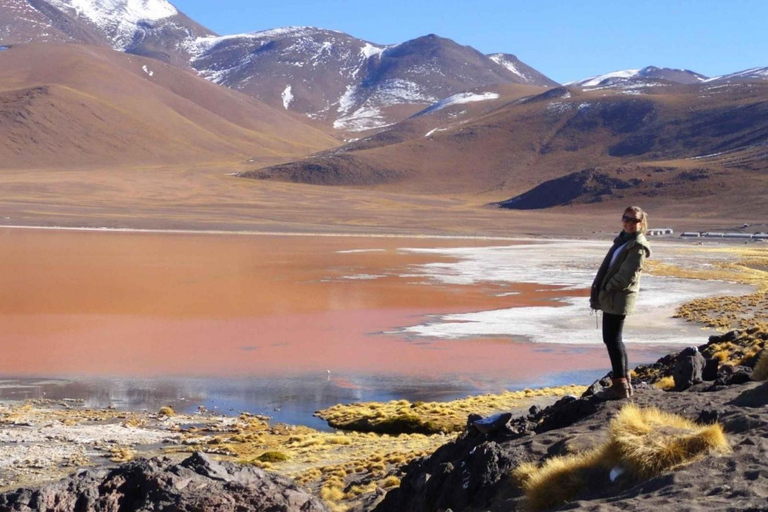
[681,232,701,237]
[647,228,673,236]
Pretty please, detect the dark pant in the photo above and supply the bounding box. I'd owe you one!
[602,312,628,378]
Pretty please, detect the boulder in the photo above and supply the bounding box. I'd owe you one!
[673,347,706,390]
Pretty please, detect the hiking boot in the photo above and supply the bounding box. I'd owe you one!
[596,378,631,400]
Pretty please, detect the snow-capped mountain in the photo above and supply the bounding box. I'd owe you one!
[1,2,558,133]
[186,30,556,132]
[45,0,178,49]
[0,0,214,65]
[568,66,708,90]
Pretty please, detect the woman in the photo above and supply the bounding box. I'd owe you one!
[590,206,651,399]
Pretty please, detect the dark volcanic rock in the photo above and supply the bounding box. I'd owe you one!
[376,434,528,512]
[730,381,768,408]
[673,346,706,390]
[703,358,720,381]
[0,452,329,512]
[715,364,754,386]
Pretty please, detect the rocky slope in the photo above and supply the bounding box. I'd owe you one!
[374,328,768,512]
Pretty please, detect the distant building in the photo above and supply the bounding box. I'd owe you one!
[681,232,701,237]
[647,228,673,236]
[723,233,753,239]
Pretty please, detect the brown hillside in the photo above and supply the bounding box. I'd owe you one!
[249,82,768,212]
[0,43,338,170]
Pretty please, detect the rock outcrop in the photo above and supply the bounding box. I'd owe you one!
[0,452,329,512]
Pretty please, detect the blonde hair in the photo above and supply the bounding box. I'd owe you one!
[625,206,648,234]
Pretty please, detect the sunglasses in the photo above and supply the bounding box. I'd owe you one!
[622,216,642,224]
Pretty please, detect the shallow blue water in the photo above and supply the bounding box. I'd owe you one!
[0,369,608,431]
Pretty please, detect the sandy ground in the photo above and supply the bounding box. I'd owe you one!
[0,163,765,238]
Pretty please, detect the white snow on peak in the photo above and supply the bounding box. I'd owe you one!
[141,64,153,76]
[360,43,385,59]
[704,67,768,82]
[566,69,641,87]
[249,26,340,39]
[489,54,525,79]
[424,91,499,114]
[47,0,177,48]
[281,85,293,109]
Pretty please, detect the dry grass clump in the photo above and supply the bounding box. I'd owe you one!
[652,376,676,390]
[109,446,136,463]
[514,404,730,510]
[753,350,768,381]
[699,329,767,367]
[647,246,768,332]
[257,451,288,463]
[158,406,175,417]
[316,385,586,435]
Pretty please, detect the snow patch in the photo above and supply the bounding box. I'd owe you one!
[337,84,357,114]
[567,69,641,87]
[281,85,293,109]
[333,104,389,132]
[374,79,436,106]
[360,43,385,59]
[705,67,768,82]
[489,54,527,80]
[141,64,153,77]
[423,91,499,114]
[425,127,447,137]
[47,0,177,49]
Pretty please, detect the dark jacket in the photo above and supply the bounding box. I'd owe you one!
[590,232,651,316]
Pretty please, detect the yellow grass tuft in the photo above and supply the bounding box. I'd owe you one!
[752,350,768,381]
[515,404,730,510]
[516,450,606,510]
[109,446,136,463]
[158,406,175,417]
[316,384,587,434]
[608,403,731,480]
[380,475,401,488]
[652,376,676,390]
[320,484,344,502]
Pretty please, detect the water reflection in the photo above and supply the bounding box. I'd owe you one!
[0,369,606,431]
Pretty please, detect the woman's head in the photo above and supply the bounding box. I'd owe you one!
[622,206,648,234]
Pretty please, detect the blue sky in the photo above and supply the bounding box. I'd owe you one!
[173,0,767,84]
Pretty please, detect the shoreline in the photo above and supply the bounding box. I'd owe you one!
[2,223,764,245]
